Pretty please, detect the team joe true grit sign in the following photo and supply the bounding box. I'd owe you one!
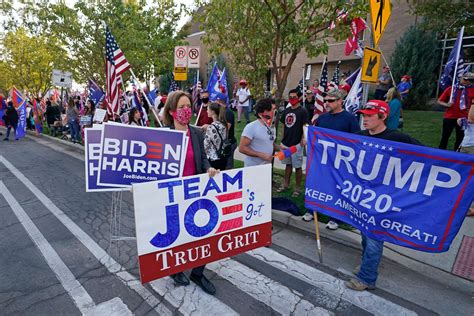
[133,165,272,283]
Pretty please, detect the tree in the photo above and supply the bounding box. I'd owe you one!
[1,0,186,87]
[198,0,367,100]
[0,28,70,96]
[407,0,473,36]
[389,26,440,110]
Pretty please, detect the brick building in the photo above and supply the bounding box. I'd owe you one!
[184,2,418,96]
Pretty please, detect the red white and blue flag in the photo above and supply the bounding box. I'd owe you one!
[106,27,131,116]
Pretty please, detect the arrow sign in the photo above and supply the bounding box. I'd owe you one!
[361,47,381,83]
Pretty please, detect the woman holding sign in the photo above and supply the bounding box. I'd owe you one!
[163,90,219,295]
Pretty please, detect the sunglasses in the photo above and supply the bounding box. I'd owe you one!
[362,103,387,113]
[324,99,338,103]
[267,128,274,141]
[260,114,272,120]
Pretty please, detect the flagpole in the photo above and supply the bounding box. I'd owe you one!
[450,26,465,104]
[129,69,163,127]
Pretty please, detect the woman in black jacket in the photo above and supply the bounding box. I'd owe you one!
[3,101,19,141]
[162,90,219,295]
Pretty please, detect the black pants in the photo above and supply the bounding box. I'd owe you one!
[439,118,464,150]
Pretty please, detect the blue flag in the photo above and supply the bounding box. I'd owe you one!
[305,127,474,253]
[16,102,27,139]
[88,78,105,107]
[207,63,228,102]
[147,88,158,105]
[439,27,465,93]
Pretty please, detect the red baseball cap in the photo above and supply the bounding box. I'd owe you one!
[239,79,247,85]
[358,100,390,116]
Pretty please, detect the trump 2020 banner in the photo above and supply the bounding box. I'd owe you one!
[305,127,474,253]
[97,123,187,188]
[84,126,119,192]
[133,165,272,283]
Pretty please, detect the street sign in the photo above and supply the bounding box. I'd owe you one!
[187,46,200,69]
[174,46,188,68]
[361,47,381,83]
[52,69,73,88]
[174,67,188,81]
[370,0,391,46]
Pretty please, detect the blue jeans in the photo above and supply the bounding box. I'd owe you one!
[69,120,80,142]
[356,234,384,286]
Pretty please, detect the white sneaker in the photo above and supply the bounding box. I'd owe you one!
[326,220,339,230]
[302,213,314,222]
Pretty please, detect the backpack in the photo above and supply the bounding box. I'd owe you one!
[210,123,232,159]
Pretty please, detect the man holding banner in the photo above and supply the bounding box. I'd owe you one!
[344,100,422,291]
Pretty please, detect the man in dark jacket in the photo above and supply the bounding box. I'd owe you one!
[45,99,60,136]
[3,101,19,141]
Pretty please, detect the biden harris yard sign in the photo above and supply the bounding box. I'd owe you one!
[305,127,474,253]
[133,165,272,283]
[97,123,187,188]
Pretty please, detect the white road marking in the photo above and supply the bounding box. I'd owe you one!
[149,277,238,316]
[207,258,333,316]
[249,247,417,316]
[0,155,171,315]
[0,181,94,313]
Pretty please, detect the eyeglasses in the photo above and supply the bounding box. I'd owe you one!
[324,99,338,103]
[260,114,272,120]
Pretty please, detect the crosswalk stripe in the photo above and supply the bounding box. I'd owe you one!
[207,258,333,316]
[0,155,172,316]
[249,247,417,316]
[150,278,238,316]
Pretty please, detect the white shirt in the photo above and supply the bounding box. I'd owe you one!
[154,96,162,110]
[236,87,251,107]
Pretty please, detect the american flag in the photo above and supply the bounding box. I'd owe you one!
[106,27,131,116]
[328,61,341,90]
[192,80,202,110]
[314,59,328,118]
[169,73,178,92]
[328,9,348,30]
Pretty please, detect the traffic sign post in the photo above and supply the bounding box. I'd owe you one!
[52,69,73,88]
[361,47,381,83]
[370,0,391,46]
[174,67,188,81]
[174,46,188,68]
[187,46,200,69]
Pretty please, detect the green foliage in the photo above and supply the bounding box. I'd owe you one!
[407,0,473,36]
[198,0,368,100]
[0,28,70,95]
[1,0,186,87]
[389,26,440,110]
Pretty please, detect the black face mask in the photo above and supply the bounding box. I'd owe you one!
[201,97,209,104]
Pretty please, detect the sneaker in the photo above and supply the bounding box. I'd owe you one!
[326,220,339,230]
[345,278,375,291]
[302,213,314,222]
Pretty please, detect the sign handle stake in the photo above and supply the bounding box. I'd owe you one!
[129,69,163,127]
[313,212,323,263]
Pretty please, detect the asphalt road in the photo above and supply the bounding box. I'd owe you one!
[0,135,471,315]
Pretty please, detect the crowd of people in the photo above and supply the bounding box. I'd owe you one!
[1,68,473,295]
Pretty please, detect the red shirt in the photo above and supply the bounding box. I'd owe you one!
[438,86,474,119]
[182,129,197,177]
[196,104,214,126]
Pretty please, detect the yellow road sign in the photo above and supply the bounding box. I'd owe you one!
[370,0,391,46]
[361,47,381,83]
[174,67,187,81]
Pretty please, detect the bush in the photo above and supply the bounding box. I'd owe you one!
[389,26,440,110]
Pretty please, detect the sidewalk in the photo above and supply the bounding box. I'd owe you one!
[11,128,473,294]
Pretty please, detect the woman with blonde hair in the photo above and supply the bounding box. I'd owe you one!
[162,90,218,295]
[385,87,402,130]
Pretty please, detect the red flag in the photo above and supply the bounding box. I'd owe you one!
[344,18,366,56]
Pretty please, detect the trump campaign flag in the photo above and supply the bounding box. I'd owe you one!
[207,63,228,103]
[133,164,272,283]
[439,27,465,97]
[11,87,27,139]
[0,95,6,127]
[305,127,474,253]
[88,78,106,107]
